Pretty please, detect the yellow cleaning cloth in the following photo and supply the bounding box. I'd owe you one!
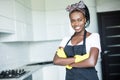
[74,53,89,63]
[56,48,72,69]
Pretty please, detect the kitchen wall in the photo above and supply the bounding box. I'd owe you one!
[0,0,120,80]
[96,0,120,12]
[29,40,60,63]
[0,42,30,70]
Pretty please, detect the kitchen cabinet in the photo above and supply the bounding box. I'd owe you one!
[41,65,60,80]
[30,0,46,41]
[45,0,70,40]
[23,75,32,80]
[32,11,47,41]
[0,16,15,33]
[0,0,15,33]
[32,65,65,80]
[32,68,42,80]
[0,0,33,42]
[45,11,70,40]
[32,0,70,41]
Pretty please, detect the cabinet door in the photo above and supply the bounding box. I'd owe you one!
[32,11,47,41]
[32,68,42,80]
[46,11,70,40]
[15,22,33,41]
[0,0,14,19]
[0,0,33,42]
[42,65,60,80]
[0,22,33,42]
[0,16,15,33]
[32,65,65,80]
[14,1,26,23]
[14,1,33,41]
[0,0,15,33]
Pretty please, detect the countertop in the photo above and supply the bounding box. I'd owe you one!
[0,62,53,80]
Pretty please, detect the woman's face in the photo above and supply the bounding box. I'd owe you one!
[70,11,86,33]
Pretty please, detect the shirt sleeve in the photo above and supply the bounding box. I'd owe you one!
[59,37,71,48]
[90,33,101,53]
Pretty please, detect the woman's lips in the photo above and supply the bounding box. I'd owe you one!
[75,26,80,30]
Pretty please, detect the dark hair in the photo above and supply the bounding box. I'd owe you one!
[69,4,90,27]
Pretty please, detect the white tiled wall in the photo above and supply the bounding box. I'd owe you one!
[29,40,60,63]
[0,42,30,70]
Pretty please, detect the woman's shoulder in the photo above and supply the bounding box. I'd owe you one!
[90,32,100,37]
[87,32,100,39]
[92,32,100,35]
[59,36,72,47]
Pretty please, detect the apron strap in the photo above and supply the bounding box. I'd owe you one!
[83,30,87,46]
[64,32,75,47]
[82,30,87,55]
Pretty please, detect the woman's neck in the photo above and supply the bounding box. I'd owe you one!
[74,30,86,36]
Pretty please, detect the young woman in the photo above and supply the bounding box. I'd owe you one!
[53,1,101,80]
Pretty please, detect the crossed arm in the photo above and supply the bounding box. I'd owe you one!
[53,47,99,68]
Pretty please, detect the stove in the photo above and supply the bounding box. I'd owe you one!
[0,69,27,79]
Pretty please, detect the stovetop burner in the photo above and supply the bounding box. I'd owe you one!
[0,69,27,79]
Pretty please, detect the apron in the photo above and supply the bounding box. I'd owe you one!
[64,30,99,80]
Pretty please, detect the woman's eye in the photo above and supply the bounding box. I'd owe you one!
[78,19,82,22]
[71,20,75,23]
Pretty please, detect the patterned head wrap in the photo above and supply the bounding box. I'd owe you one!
[66,0,90,27]
[66,0,85,13]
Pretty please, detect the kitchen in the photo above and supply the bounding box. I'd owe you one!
[0,0,120,80]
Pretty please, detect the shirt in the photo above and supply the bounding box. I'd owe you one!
[59,33,101,58]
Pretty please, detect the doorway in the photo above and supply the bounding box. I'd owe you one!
[97,11,120,80]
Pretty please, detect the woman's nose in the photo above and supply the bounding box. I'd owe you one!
[74,21,79,26]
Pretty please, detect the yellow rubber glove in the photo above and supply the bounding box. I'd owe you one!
[56,48,72,69]
[66,65,72,69]
[74,53,89,63]
[56,48,67,58]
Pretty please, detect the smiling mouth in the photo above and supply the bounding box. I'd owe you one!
[75,26,81,30]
